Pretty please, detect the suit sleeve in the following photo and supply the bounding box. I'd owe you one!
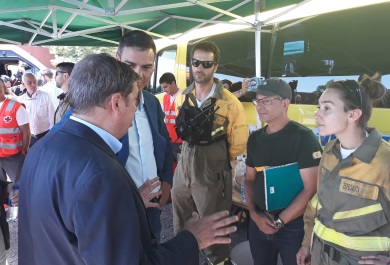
[74,167,198,265]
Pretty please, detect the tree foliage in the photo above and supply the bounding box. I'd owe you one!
[47,46,117,66]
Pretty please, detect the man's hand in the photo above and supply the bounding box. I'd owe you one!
[250,211,279,235]
[296,246,311,265]
[7,183,19,207]
[359,255,390,265]
[138,177,161,208]
[184,211,238,250]
[158,180,171,209]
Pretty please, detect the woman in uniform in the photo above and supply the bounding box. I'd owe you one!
[296,74,390,265]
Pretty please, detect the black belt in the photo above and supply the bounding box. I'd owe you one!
[31,130,49,139]
[323,243,341,263]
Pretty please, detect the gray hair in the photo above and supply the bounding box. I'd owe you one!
[68,53,139,114]
[22,73,36,82]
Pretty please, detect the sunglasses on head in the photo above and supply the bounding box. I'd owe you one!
[191,59,215,69]
[55,70,68,77]
[338,80,363,110]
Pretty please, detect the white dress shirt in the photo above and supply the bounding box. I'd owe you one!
[40,81,63,109]
[125,92,159,192]
[19,90,55,135]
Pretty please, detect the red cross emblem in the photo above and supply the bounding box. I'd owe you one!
[4,116,12,123]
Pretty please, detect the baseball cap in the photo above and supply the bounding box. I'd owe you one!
[246,78,292,100]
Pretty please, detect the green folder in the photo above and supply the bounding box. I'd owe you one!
[254,162,303,212]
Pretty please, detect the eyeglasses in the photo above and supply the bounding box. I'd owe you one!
[55,70,67,77]
[338,80,362,110]
[252,97,283,106]
[191,59,215,69]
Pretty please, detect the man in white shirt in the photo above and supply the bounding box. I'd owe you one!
[19,73,55,147]
[116,31,173,243]
[40,69,63,109]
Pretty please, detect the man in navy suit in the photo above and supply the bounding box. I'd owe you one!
[116,30,173,242]
[18,53,238,265]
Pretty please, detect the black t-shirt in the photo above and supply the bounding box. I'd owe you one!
[246,121,323,212]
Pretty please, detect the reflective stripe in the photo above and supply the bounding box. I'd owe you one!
[333,203,383,220]
[310,193,322,210]
[211,126,224,136]
[314,218,390,251]
[0,128,21,134]
[164,119,175,124]
[164,110,176,116]
[0,142,21,149]
[5,100,16,112]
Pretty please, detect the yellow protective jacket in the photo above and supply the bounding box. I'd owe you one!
[302,128,390,257]
[175,79,248,160]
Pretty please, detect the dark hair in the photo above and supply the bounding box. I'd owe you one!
[68,53,139,114]
[56,62,75,76]
[327,73,386,129]
[41,69,53,79]
[191,41,220,64]
[117,30,156,57]
[221,79,232,87]
[159,72,176,84]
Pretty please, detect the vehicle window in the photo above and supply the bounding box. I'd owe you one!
[151,45,177,94]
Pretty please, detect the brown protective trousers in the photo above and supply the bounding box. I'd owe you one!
[172,140,232,264]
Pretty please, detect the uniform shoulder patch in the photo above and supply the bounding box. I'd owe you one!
[312,151,322,159]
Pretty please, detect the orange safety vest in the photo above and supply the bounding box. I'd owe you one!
[0,99,23,157]
[163,93,182,143]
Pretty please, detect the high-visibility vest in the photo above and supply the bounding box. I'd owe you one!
[163,93,182,143]
[0,99,23,157]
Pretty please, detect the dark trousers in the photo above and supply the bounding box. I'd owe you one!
[0,152,25,182]
[248,216,304,265]
[146,203,161,243]
[29,130,49,148]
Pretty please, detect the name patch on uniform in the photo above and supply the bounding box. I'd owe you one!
[339,178,379,200]
[312,151,321,159]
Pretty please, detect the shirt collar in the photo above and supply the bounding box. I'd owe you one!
[70,116,122,154]
[182,78,224,100]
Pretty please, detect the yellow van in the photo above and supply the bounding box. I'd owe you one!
[150,4,390,144]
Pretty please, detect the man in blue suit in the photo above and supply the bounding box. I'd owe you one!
[18,53,238,265]
[116,30,173,242]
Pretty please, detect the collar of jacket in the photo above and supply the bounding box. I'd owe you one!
[181,78,224,100]
[327,127,382,163]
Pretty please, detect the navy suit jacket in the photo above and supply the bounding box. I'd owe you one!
[50,91,173,183]
[18,119,198,265]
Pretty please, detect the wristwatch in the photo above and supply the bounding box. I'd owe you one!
[274,215,285,228]
[237,89,243,96]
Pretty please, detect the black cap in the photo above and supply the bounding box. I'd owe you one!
[246,78,292,100]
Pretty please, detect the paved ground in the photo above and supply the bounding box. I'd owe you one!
[6,203,248,265]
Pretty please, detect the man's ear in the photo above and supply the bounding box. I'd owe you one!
[115,52,120,60]
[110,93,122,112]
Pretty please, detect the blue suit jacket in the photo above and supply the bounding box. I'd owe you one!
[50,91,173,183]
[18,119,198,265]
